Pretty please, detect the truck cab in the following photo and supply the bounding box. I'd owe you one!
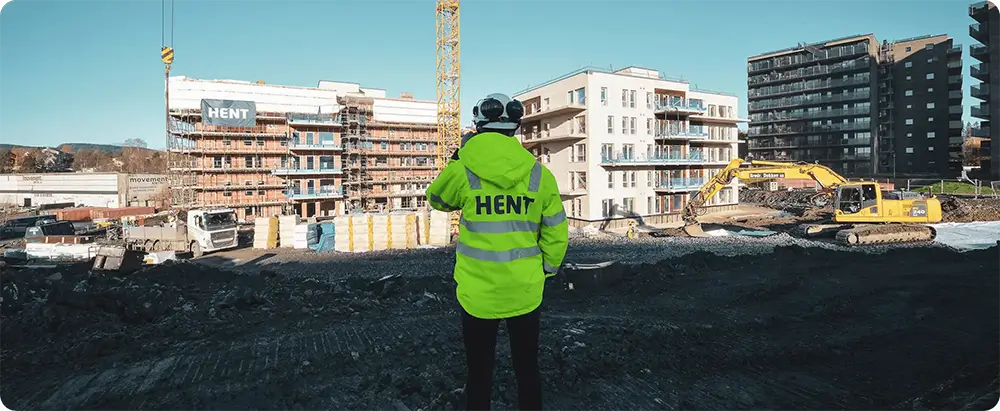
[186,208,238,256]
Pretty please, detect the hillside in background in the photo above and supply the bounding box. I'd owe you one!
[0,143,160,155]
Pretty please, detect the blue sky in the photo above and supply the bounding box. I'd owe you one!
[0,0,986,149]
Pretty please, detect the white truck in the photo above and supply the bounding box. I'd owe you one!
[123,208,239,258]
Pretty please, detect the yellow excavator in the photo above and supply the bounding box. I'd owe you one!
[682,159,943,245]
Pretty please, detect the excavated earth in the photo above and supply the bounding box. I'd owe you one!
[2,243,998,410]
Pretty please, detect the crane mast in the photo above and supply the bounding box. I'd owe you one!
[435,0,461,171]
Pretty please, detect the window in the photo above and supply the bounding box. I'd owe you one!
[925,73,935,80]
[245,156,254,168]
[623,197,635,214]
[608,172,614,188]
[907,104,913,109]
[924,43,934,50]
[256,139,264,146]
[926,102,935,109]
[380,142,388,150]
[600,87,608,106]
[905,90,913,96]
[647,118,653,135]
[602,199,613,218]
[647,171,653,187]
[928,146,935,151]
[646,92,653,109]
[905,46,912,52]
[621,171,628,188]
[629,90,636,108]
[906,75,912,81]
[622,144,634,160]
[629,171,637,188]
[904,62,913,68]
[602,143,614,161]
[243,139,252,146]
[574,143,586,162]
[927,132,936,138]
[928,117,934,122]
[906,147,914,153]
[630,117,637,135]
[621,117,628,134]
[607,116,614,134]
[905,119,914,125]
[622,90,628,107]
[245,190,254,196]
[907,132,913,137]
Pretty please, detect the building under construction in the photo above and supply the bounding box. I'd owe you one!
[166,77,438,222]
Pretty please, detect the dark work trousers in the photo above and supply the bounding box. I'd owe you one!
[462,307,542,411]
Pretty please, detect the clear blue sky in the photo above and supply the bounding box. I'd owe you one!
[0,0,984,149]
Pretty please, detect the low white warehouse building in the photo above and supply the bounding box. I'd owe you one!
[0,173,169,208]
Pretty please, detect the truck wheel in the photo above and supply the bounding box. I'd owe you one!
[191,241,203,258]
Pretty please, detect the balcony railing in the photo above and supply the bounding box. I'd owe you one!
[948,44,962,54]
[970,23,987,41]
[970,1,990,16]
[972,126,990,137]
[748,58,870,86]
[654,125,709,139]
[288,113,340,126]
[970,44,989,61]
[748,75,870,99]
[949,90,964,100]
[655,99,706,112]
[655,178,706,191]
[972,104,991,119]
[971,63,990,79]
[287,186,344,199]
[748,90,870,111]
[601,151,725,164]
[948,75,963,84]
[290,142,342,150]
[947,60,963,69]
[748,41,870,73]
[748,121,871,136]
[749,106,870,123]
[272,167,342,175]
[949,105,964,115]
[950,120,964,129]
[972,84,989,100]
[749,137,870,149]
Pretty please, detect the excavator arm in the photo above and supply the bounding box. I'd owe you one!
[683,159,849,225]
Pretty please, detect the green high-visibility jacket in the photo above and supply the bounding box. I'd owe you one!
[426,132,569,319]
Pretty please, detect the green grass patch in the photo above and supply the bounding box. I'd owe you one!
[907,181,1000,195]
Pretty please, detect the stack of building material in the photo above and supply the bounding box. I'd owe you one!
[278,215,298,248]
[417,210,452,246]
[292,223,319,249]
[334,212,418,252]
[310,223,336,252]
[91,206,157,220]
[253,216,279,249]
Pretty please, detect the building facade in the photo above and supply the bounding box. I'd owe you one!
[747,33,964,178]
[513,66,745,228]
[0,173,169,208]
[970,0,999,179]
[167,77,438,222]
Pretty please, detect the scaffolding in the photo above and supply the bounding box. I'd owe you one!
[877,40,895,175]
[341,96,375,212]
[167,110,291,221]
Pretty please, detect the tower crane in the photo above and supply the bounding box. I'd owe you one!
[435,0,461,234]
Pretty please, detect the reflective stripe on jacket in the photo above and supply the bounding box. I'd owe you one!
[426,132,569,319]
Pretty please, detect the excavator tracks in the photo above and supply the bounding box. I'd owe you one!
[834,224,937,246]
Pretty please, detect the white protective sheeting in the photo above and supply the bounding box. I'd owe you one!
[928,222,1000,251]
[373,98,437,124]
[169,76,340,114]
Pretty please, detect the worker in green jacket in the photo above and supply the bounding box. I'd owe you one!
[426,93,569,410]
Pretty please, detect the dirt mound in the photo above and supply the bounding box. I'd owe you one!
[2,245,998,410]
[739,189,822,215]
[939,196,1000,222]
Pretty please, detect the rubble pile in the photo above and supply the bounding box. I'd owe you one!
[1,245,998,410]
[939,196,1000,222]
[741,190,1000,223]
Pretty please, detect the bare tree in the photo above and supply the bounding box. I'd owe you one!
[123,138,148,148]
[0,149,14,173]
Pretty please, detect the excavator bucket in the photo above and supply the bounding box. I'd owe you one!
[682,223,711,238]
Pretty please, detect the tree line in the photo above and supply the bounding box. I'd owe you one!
[0,138,167,174]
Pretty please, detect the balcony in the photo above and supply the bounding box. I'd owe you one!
[654,178,705,192]
[950,135,965,147]
[948,75,963,85]
[519,128,587,146]
[286,186,344,200]
[750,106,871,123]
[521,102,586,121]
[653,125,709,140]
[971,63,990,81]
[289,142,343,151]
[949,90,964,100]
[748,90,870,112]
[748,121,871,137]
[972,126,991,138]
[601,151,728,166]
[972,84,990,101]
[951,120,965,129]
[949,105,964,115]
[748,75,870,99]
[947,59,963,70]
[972,104,991,120]
[748,58,870,86]
[970,1,991,18]
[948,44,962,55]
[654,99,706,115]
[272,167,343,175]
[748,41,870,74]
[288,113,341,127]
[970,44,990,63]
[970,23,988,43]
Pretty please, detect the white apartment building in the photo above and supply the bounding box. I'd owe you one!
[512,66,747,228]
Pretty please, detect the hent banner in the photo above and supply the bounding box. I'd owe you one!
[201,99,256,127]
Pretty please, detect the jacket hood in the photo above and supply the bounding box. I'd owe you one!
[458,132,537,189]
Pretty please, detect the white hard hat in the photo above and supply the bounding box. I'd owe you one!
[472,93,524,131]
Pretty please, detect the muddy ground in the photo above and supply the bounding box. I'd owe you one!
[2,243,998,410]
